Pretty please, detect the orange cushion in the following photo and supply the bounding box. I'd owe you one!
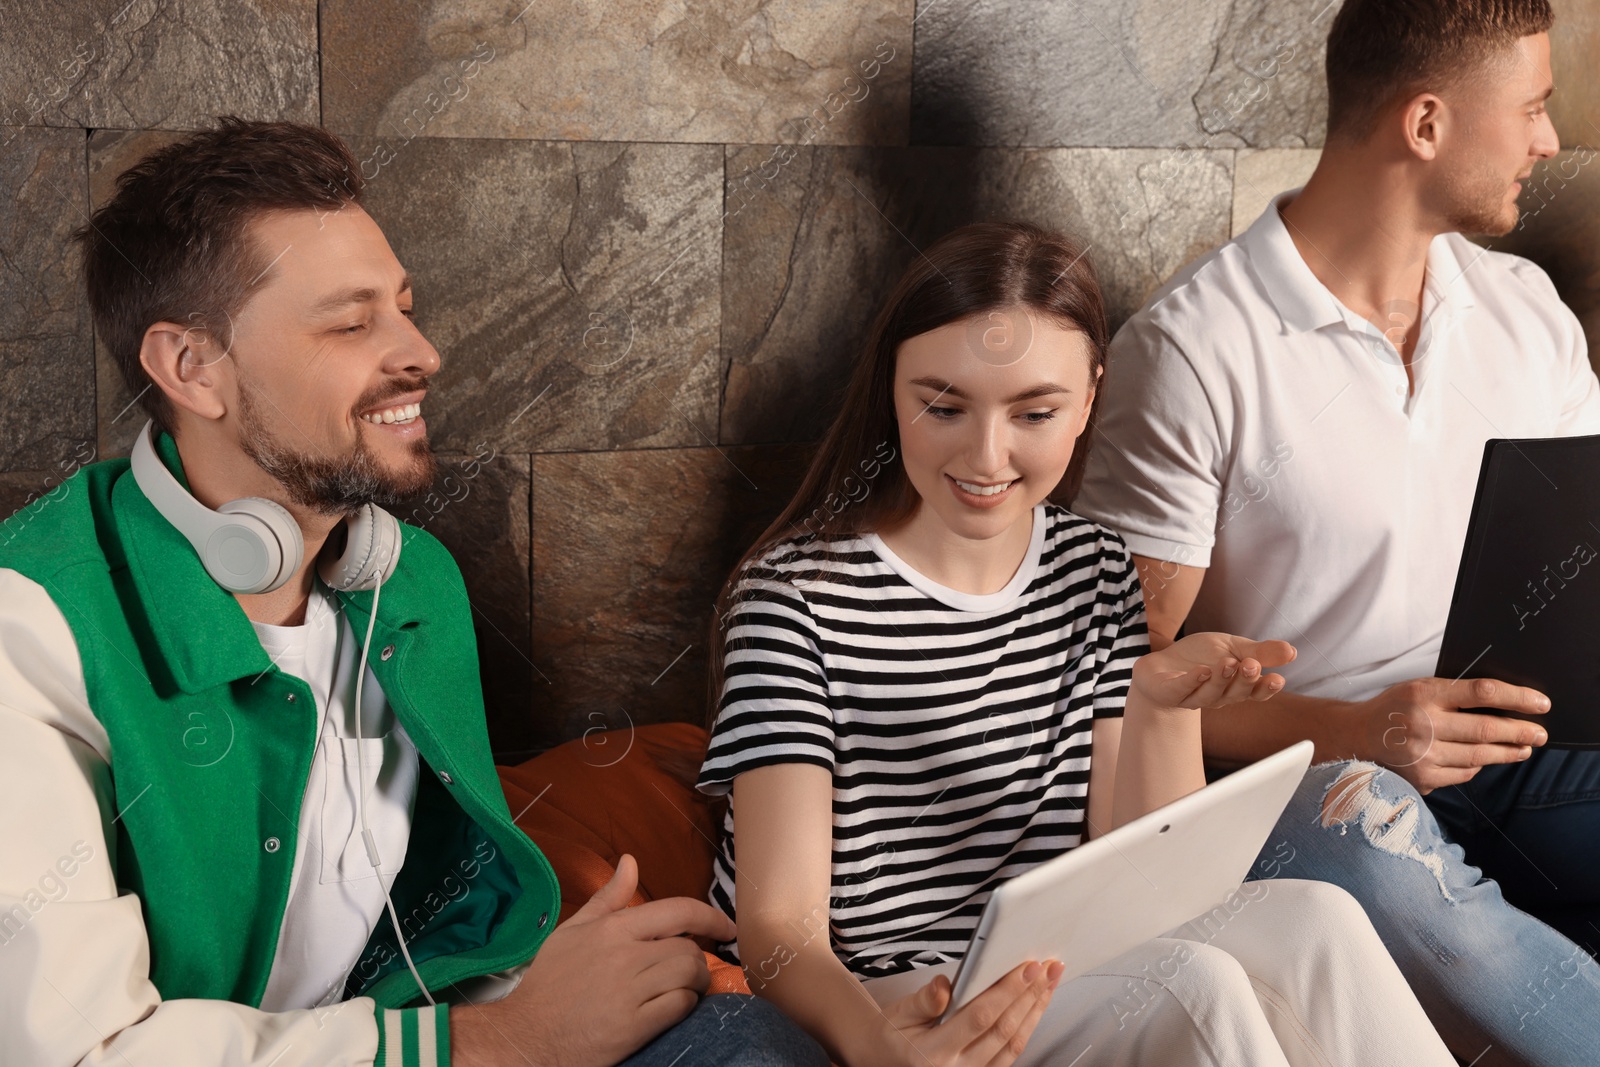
[497,722,748,995]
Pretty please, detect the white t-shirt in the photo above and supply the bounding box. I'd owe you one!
[1075,190,1600,702]
[254,582,419,1012]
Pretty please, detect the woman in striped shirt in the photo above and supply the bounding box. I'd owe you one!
[696,222,1454,1067]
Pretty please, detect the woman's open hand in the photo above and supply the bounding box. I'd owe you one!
[1130,632,1296,711]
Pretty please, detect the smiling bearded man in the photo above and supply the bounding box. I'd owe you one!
[0,117,826,1067]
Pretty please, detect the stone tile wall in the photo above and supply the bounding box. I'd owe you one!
[2,0,1596,758]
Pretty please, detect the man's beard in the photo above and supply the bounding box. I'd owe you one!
[1441,160,1522,237]
[236,379,437,515]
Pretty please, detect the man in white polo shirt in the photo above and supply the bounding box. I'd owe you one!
[1076,1,1600,1062]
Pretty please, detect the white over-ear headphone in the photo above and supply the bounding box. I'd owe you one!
[130,419,401,594]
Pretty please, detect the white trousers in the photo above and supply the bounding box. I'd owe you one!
[864,880,1454,1067]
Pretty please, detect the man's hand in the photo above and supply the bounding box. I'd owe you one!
[1353,677,1550,793]
[1131,632,1297,711]
[877,960,1064,1067]
[451,854,736,1067]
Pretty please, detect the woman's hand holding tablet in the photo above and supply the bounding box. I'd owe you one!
[877,959,1066,1067]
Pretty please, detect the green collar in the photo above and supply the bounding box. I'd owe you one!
[118,431,421,694]
[152,428,192,491]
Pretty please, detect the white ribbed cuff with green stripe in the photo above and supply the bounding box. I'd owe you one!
[375,1003,451,1067]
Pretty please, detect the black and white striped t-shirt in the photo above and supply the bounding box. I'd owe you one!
[696,503,1149,979]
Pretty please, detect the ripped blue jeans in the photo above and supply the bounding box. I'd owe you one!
[1246,757,1600,1067]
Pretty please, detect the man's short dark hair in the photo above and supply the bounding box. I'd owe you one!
[1325,0,1554,142]
[74,117,364,436]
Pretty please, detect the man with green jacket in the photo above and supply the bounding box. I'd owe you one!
[0,116,825,1067]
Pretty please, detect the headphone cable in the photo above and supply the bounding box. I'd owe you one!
[352,573,436,1007]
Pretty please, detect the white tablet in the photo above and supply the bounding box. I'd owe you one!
[865,741,1314,1015]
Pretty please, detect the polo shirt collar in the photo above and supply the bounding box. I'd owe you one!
[114,430,419,694]
[1240,189,1479,336]
[1240,189,1346,335]
[1420,231,1480,320]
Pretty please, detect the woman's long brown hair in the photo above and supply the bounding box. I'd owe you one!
[706,220,1112,724]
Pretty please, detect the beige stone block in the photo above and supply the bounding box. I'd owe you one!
[0,127,94,469]
[1486,147,1600,368]
[408,451,536,756]
[912,0,1328,148]
[0,1,316,131]
[1551,0,1600,150]
[1232,147,1320,236]
[532,445,810,741]
[346,137,724,454]
[322,0,912,146]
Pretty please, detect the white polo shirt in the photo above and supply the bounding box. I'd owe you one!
[1075,190,1600,703]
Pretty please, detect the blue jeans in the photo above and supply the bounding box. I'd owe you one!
[618,993,828,1067]
[1246,759,1600,1067]
[1426,747,1600,952]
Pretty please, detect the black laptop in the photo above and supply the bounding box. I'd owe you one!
[1435,433,1600,748]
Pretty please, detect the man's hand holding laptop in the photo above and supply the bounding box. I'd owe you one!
[1340,676,1551,793]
